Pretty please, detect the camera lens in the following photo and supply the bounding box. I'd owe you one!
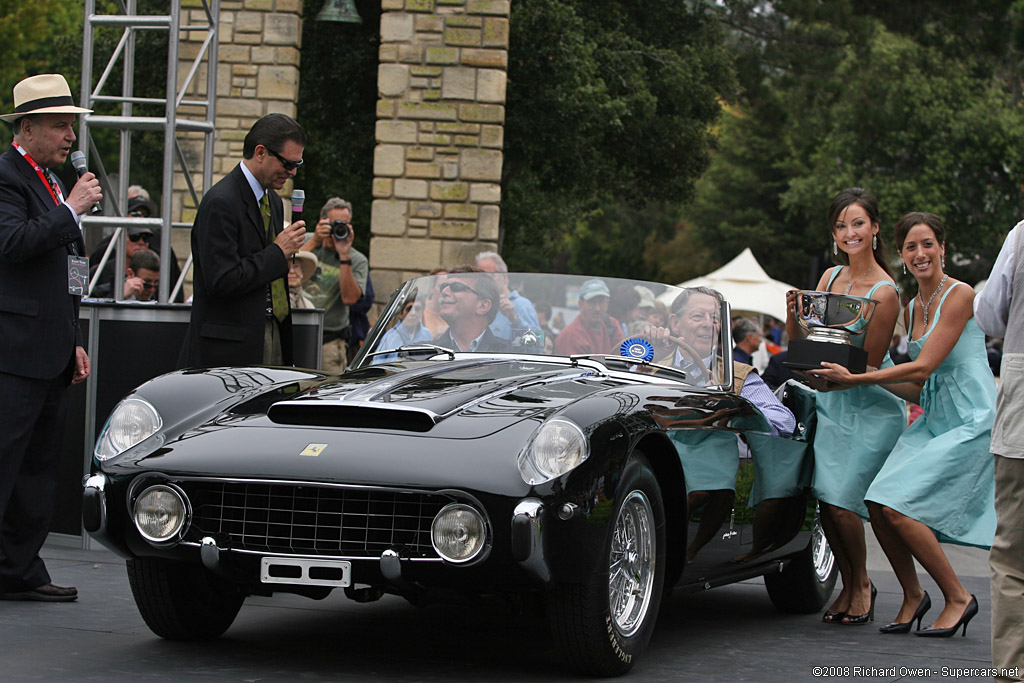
[330,219,350,242]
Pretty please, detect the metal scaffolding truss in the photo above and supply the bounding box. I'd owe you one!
[79,0,219,302]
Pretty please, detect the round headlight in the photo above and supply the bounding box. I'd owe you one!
[431,504,487,563]
[133,485,187,543]
[95,397,163,461]
[518,418,590,485]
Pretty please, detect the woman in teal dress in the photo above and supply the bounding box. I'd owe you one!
[817,212,996,637]
[786,188,905,626]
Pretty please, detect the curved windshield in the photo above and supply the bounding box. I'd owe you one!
[353,273,731,387]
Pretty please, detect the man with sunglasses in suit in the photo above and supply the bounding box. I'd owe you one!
[178,114,307,368]
[432,266,510,353]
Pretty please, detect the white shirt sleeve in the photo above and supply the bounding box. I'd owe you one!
[974,223,1019,338]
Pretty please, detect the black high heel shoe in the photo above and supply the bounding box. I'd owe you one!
[842,583,877,625]
[915,595,979,638]
[879,591,931,634]
[822,609,845,623]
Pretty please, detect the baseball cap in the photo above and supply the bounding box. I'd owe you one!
[127,195,157,217]
[579,278,611,301]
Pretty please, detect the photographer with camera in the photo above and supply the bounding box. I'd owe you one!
[300,196,368,374]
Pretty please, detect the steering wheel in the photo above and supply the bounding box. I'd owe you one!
[670,335,710,381]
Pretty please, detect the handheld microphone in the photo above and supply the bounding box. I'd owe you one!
[69,151,102,214]
[290,189,304,222]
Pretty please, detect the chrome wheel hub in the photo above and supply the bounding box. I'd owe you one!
[608,490,656,637]
[812,511,835,582]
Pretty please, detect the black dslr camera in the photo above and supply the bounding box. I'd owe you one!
[330,219,351,242]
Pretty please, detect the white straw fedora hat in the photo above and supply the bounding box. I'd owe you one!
[1,74,92,123]
[292,250,319,284]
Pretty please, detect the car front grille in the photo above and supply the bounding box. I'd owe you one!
[181,481,448,558]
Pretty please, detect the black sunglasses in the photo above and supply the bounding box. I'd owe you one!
[127,233,152,243]
[440,281,482,297]
[268,148,303,171]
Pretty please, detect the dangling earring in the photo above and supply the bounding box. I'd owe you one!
[833,241,837,256]
[872,234,877,250]
[902,260,907,275]
[942,255,945,269]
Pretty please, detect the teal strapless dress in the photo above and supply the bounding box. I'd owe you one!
[865,283,996,548]
[811,272,907,519]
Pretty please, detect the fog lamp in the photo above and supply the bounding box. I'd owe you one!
[133,484,187,543]
[431,504,486,563]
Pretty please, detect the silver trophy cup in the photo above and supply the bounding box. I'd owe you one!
[784,291,878,373]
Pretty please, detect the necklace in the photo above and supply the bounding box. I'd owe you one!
[918,273,948,329]
[843,267,872,295]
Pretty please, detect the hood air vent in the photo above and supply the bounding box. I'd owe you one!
[267,403,437,432]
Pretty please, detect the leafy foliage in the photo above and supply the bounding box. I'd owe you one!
[502,0,736,275]
[0,0,80,116]
[674,0,1024,290]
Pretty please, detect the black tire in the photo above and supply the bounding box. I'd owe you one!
[127,557,246,640]
[764,511,838,613]
[547,453,666,677]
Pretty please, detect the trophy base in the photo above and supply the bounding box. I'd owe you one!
[784,338,868,374]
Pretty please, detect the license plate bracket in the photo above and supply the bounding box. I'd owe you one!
[260,557,352,587]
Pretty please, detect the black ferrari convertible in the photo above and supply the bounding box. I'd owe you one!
[83,272,835,676]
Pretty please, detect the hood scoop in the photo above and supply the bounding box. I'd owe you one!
[266,359,596,431]
[267,401,437,432]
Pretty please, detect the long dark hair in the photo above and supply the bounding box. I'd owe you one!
[826,187,894,277]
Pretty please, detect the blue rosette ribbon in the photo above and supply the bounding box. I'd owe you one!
[620,337,654,362]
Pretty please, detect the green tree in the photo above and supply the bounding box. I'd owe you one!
[0,0,81,115]
[672,0,1024,290]
[501,0,736,275]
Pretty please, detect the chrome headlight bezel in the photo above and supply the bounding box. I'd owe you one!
[132,483,189,544]
[517,417,590,485]
[94,396,164,461]
[430,503,488,564]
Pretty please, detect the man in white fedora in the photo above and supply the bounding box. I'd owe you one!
[0,73,103,602]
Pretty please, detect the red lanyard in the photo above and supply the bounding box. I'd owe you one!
[11,140,63,206]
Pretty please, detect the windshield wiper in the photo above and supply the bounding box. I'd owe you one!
[366,344,456,361]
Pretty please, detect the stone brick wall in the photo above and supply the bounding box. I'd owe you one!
[371,0,510,297]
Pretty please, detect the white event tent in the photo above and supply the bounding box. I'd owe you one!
[672,247,796,322]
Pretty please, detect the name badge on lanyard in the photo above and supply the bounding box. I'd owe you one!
[68,256,89,295]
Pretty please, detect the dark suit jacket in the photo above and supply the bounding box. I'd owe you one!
[0,146,84,380]
[178,164,292,368]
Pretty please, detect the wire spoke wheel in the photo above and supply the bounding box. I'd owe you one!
[608,490,656,637]
[547,453,665,676]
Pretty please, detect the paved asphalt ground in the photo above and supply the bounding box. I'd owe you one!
[0,527,1000,682]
